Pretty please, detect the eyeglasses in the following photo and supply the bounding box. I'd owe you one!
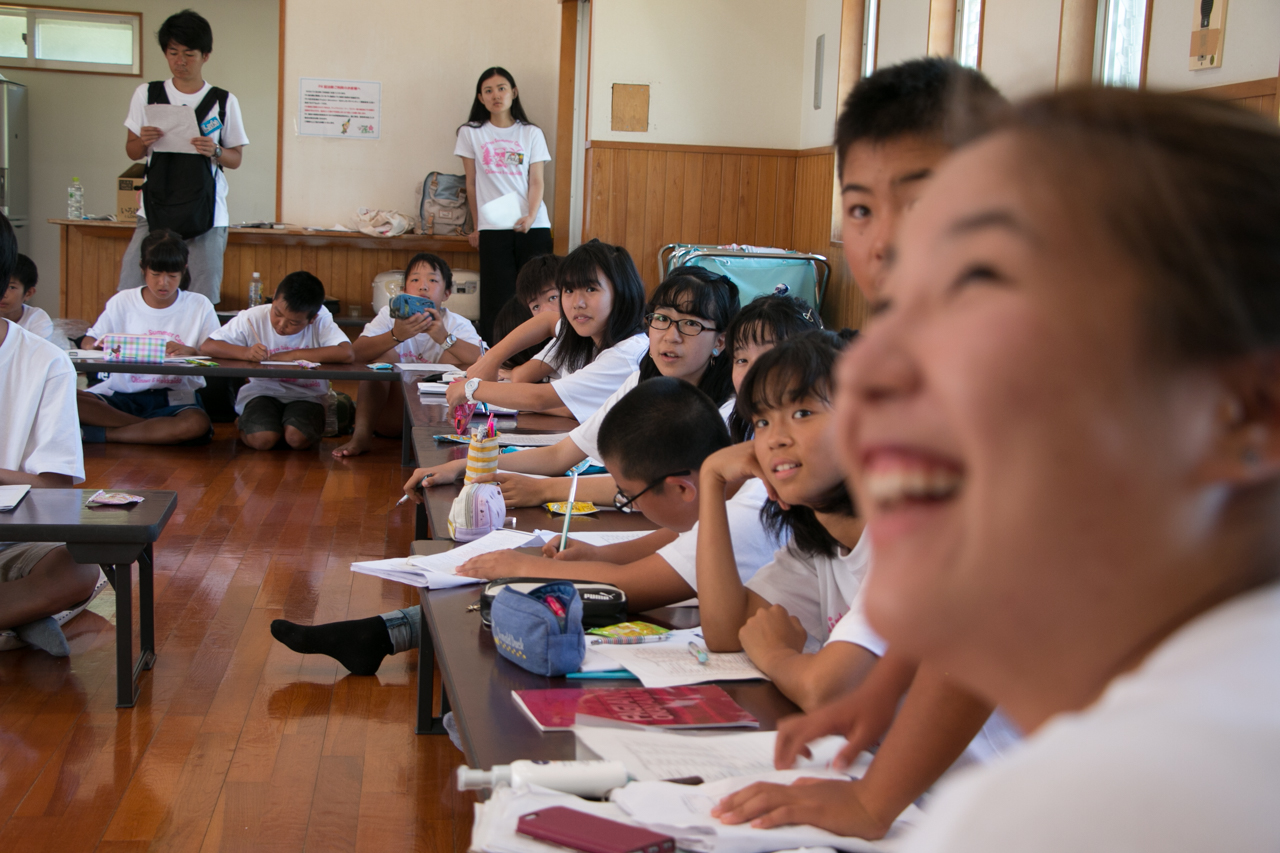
[613,469,692,513]
[646,313,717,337]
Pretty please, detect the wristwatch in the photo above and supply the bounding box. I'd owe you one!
[212,144,222,161]
[442,333,457,350]
[464,377,481,404]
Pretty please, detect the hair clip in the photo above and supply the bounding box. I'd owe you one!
[773,283,791,295]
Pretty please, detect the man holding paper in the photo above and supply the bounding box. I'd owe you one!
[118,10,249,304]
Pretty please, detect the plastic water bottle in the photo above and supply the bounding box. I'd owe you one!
[67,177,84,219]
[248,271,263,306]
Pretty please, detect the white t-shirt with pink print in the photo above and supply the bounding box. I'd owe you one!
[208,303,349,413]
[453,121,551,230]
[85,288,220,404]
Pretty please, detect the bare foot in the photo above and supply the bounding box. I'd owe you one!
[331,435,372,458]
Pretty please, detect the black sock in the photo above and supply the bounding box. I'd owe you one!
[270,616,394,676]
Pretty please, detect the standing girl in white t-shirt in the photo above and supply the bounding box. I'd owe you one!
[443,239,649,421]
[454,67,553,343]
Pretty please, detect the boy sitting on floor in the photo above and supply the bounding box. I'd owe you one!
[78,229,220,445]
[0,254,53,341]
[271,377,782,675]
[0,215,101,657]
[201,271,353,450]
[333,252,483,458]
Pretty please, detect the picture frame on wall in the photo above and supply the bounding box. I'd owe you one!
[1189,0,1228,70]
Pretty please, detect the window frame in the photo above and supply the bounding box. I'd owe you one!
[0,4,142,77]
[1093,0,1152,89]
[953,0,985,69]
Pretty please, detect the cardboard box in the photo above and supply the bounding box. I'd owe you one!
[117,163,145,222]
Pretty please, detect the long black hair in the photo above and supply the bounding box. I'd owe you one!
[140,228,192,291]
[737,329,858,558]
[460,67,535,129]
[637,266,739,407]
[546,239,646,374]
[726,293,824,440]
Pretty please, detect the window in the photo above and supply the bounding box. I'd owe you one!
[954,0,983,69]
[1096,0,1148,88]
[0,5,140,75]
[862,0,878,77]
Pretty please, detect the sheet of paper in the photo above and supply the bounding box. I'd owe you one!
[591,628,767,688]
[532,529,652,546]
[351,530,551,588]
[498,470,549,479]
[261,360,306,366]
[145,104,202,154]
[0,484,31,511]
[575,727,851,783]
[495,433,566,447]
[418,382,450,394]
[479,192,524,230]
[67,349,105,360]
[395,362,456,373]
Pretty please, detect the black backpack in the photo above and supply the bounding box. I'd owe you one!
[142,81,228,240]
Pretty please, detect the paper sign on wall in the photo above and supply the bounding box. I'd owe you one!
[299,78,381,139]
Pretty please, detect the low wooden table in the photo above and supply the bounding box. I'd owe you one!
[418,584,800,766]
[71,357,406,383]
[0,489,177,708]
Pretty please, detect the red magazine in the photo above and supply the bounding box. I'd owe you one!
[512,685,759,732]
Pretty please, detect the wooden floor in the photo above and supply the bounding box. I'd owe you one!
[0,423,473,852]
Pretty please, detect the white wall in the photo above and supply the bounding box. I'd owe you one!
[1146,0,1280,91]
[800,0,844,149]
[979,0,1062,98]
[6,0,278,317]
[280,0,561,228]
[588,0,807,149]
[875,0,931,69]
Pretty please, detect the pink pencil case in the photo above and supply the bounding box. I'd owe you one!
[101,334,167,364]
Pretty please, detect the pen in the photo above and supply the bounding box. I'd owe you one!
[559,470,579,553]
[688,641,709,665]
[396,482,426,506]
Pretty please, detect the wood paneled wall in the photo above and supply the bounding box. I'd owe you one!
[581,140,867,331]
[1192,77,1280,121]
[57,221,479,323]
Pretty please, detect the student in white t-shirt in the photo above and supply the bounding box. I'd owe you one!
[332,253,483,458]
[444,240,649,422]
[118,10,248,304]
[270,377,783,676]
[455,66,553,343]
[0,255,53,341]
[201,272,353,450]
[79,229,219,445]
[415,266,739,507]
[464,254,562,382]
[792,92,1280,851]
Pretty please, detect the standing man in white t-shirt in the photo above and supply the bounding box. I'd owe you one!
[118,10,249,304]
[454,67,553,343]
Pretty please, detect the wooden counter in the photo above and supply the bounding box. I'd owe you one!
[53,219,480,323]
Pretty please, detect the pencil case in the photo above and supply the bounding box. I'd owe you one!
[480,578,627,630]
[447,482,505,542]
[389,293,436,319]
[101,333,167,363]
[490,581,585,677]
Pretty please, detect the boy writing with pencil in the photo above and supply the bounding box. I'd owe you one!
[201,271,353,449]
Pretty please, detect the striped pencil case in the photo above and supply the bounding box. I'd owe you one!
[101,334,166,363]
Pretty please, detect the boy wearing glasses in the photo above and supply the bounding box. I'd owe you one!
[269,377,782,675]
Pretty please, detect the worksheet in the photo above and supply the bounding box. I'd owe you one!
[591,628,767,688]
[145,104,201,154]
[351,529,552,588]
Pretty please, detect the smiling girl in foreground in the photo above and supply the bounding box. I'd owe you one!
[832,90,1280,851]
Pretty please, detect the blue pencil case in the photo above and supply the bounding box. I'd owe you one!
[490,581,585,676]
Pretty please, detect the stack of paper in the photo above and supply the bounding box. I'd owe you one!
[394,362,456,373]
[351,528,553,588]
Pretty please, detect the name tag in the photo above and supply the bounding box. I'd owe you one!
[200,114,223,136]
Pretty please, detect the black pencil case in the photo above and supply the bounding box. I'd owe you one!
[480,578,627,629]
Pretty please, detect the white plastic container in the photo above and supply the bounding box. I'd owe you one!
[456,760,629,798]
[371,270,404,315]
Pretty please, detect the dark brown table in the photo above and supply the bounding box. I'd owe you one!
[0,489,177,707]
[418,584,800,767]
[71,357,406,383]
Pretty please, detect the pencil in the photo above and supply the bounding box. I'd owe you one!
[559,471,579,553]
